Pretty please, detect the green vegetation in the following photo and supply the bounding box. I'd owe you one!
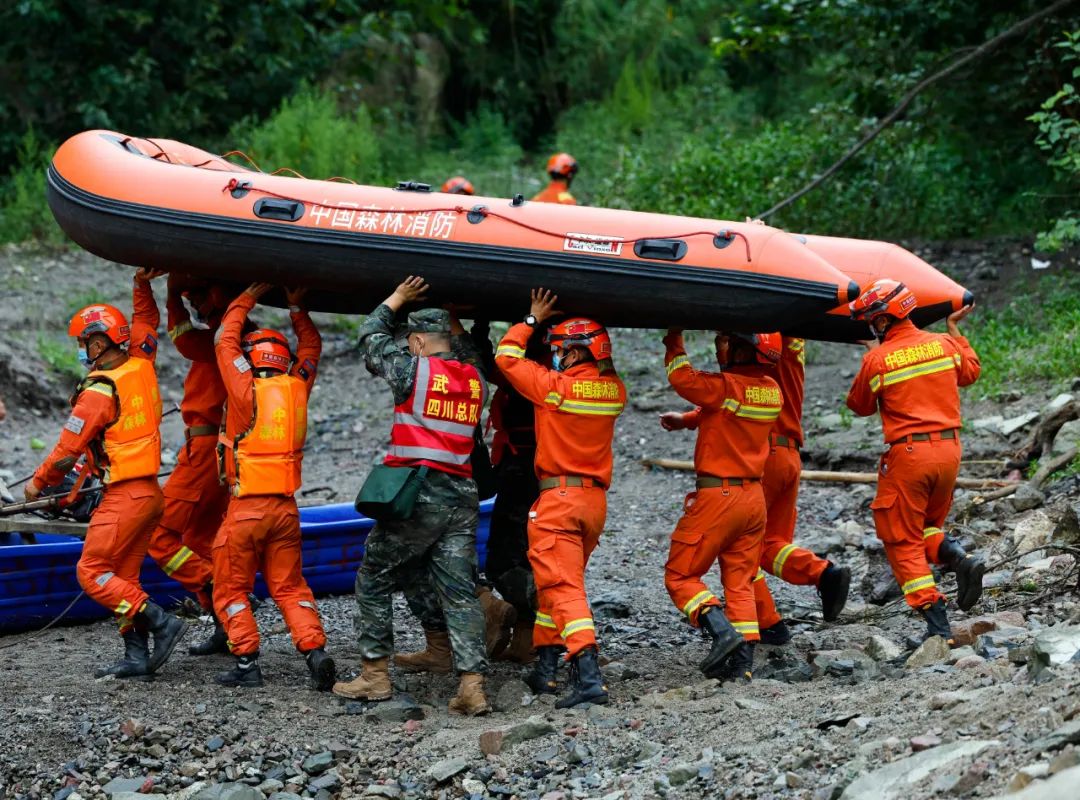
[36,333,82,382]
[0,1,1075,246]
[965,272,1080,396]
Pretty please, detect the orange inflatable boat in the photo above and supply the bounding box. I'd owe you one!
[47,131,858,332]
[787,235,974,341]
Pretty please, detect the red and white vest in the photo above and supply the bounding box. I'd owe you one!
[386,356,486,477]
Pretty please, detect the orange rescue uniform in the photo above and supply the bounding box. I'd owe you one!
[32,278,163,631]
[531,180,577,205]
[148,281,230,605]
[846,319,980,609]
[212,293,326,656]
[663,333,782,642]
[494,322,625,656]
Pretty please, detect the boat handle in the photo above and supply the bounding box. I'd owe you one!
[634,239,687,261]
[253,198,305,222]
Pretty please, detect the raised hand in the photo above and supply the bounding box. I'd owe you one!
[244,282,274,300]
[530,288,560,323]
[285,286,309,308]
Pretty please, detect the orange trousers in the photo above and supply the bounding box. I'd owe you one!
[527,485,606,657]
[871,438,958,608]
[665,483,766,642]
[76,477,164,633]
[211,495,326,656]
[753,443,830,627]
[148,434,229,606]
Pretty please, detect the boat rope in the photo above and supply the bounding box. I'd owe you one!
[219,178,753,262]
[0,591,86,650]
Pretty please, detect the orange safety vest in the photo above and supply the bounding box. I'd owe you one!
[386,356,486,477]
[81,357,162,484]
[219,374,308,497]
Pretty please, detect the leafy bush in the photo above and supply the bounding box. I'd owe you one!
[1029,31,1080,252]
[965,272,1080,395]
[0,130,65,245]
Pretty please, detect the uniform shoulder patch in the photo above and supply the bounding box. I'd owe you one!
[140,333,158,355]
[64,415,86,434]
[233,355,251,374]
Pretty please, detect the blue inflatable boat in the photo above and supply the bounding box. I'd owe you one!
[0,499,494,633]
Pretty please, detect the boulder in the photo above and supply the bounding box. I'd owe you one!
[906,636,951,668]
[1029,624,1080,674]
[1010,485,1047,513]
[839,740,999,800]
[864,635,902,662]
[479,716,555,755]
[987,763,1080,799]
[1050,418,1080,457]
[427,757,467,784]
[952,612,1027,646]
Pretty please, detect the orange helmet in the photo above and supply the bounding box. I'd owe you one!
[547,318,611,362]
[242,328,292,371]
[849,279,917,322]
[68,304,131,346]
[546,153,579,180]
[441,176,475,195]
[732,332,783,364]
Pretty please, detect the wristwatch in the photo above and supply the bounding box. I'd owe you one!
[524,314,538,327]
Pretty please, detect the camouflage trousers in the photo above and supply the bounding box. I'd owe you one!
[354,502,487,673]
[485,449,539,622]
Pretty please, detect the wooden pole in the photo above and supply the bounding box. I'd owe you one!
[640,458,1013,490]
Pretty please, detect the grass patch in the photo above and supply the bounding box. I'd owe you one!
[36,334,82,382]
[964,271,1080,397]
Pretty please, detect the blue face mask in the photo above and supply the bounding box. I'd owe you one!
[551,352,563,372]
[77,346,94,370]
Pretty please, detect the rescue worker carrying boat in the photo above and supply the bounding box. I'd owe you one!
[212,283,335,690]
[27,269,186,680]
[441,176,475,195]
[495,290,626,708]
[532,153,578,205]
[148,276,232,656]
[334,277,492,716]
[846,279,984,645]
[661,329,782,682]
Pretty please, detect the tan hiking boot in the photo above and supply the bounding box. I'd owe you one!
[478,586,516,658]
[496,623,536,663]
[394,629,453,673]
[332,657,392,700]
[448,672,491,716]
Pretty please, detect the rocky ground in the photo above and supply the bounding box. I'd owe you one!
[1,240,1080,800]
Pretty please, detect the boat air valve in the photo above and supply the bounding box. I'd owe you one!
[229,180,252,199]
[713,231,735,249]
[396,181,432,192]
[511,194,525,207]
[467,205,488,224]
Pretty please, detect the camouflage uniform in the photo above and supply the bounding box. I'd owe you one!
[354,305,487,673]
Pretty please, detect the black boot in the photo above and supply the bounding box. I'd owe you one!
[937,537,985,612]
[759,620,792,646]
[818,562,851,622]
[216,653,264,688]
[189,583,228,656]
[555,646,608,709]
[137,601,188,673]
[698,607,743,677]
[918,598,953,643]
[95,628,152,681]
[711,641,755,683]
[526,645,562,695]
[305,648,336,692]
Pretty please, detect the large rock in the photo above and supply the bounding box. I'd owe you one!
[864,634,902,662]
[370,699,424,723]
[1029,624,1080,672]
[952,612,1026,646]
[1002,412,1040,436]
[427,757,467,783]
[988,763,1080,799]
[1010,485,1047,513]
[192,785,262,800]
[906,636,951,668]
[839,741,999,799]
[101,779,150,796]
[1050,418,1080,457]
[479,716,556,755]
[1011,511,1054,551]
[1030,719,1080,752]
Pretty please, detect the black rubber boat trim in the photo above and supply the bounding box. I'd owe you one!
[48,167,842,303]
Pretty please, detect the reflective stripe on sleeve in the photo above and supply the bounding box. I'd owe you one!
[682,590,716,618]
[772,544,799,579]
[535,612,557,629]
[902,575,936,595]
[496,344,526,359]
[163,546,194,576]
[923,527,944,539]
[114,599,132,616]
[666,355,690,376]
[561,618,595,638]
